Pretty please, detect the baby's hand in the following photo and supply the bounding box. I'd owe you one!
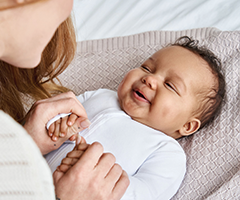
[56,136,89,173]
[48,114,89,142]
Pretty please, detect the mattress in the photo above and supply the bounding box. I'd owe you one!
[67,1,240,199]
[59,27,240,200]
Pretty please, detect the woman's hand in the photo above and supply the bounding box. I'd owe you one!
[53,141,130,200]
[23,91,90,155]
[23,91,130,199]
[48,113,83,142]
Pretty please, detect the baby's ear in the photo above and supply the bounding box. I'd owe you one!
[179,118,201,137]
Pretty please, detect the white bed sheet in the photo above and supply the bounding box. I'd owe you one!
[72,0,240,42]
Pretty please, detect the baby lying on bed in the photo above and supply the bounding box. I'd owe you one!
[45,36,225,200]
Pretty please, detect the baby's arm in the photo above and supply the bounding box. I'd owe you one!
[48,114,82,142]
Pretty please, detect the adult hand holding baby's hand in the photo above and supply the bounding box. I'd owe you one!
[23,91,90,155]
[53,138,130,200]
[48,113,90,142]
[24,92,129,199]
[55,136,88,173]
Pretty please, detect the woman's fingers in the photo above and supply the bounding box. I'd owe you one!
[48,122,55,137]
[32,91,88,122]
[71,142,104,171]
[23,91,89,155]
[95,153,116,178]
[54,141,129,200]
[111,170,130,200]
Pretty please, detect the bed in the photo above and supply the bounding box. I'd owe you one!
[72,0,240,42]
[59,0,240,199]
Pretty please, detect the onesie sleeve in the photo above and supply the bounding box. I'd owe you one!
[121,141,186,200]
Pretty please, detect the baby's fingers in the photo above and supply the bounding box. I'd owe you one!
[69,134,78,141]
[57,150,86,173]
[62,157,80,166]
[48,122,55,137]
[73,136,87,149]
[67,113,79,126]
[52,119,61,141]
[57,164,72,173]
[61,118,90,141]
[59,116,69,138]
[67,148,86,159]
[76,135,86,145]
[77,142,89,151]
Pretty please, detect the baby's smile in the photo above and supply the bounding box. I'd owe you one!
[133,89,151,104]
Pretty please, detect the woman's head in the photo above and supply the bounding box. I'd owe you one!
[0,0,73,68]
[0,0,76,122]
[0,0,42,11]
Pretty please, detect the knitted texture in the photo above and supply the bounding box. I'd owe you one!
[59,27,240,199]
[0,111,55,200]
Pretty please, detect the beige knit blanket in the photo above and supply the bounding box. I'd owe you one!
[59,27,240,199]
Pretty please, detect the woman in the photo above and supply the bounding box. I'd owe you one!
[0,0,129,199]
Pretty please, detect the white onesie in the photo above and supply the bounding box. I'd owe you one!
[45,89,186,200]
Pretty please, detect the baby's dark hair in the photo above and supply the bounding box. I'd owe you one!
[171,36,226,130]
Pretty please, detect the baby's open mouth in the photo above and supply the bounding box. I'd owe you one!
[136,91,146,100]
[134,90,151,104]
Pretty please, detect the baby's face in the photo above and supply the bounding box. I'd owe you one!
[117,46,215,138]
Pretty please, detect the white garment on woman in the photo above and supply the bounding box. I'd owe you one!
[0,111,55,200]
[45,89,186,200]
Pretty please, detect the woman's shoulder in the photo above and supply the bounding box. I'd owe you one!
[0,111,55,199]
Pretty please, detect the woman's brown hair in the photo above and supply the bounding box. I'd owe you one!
[0,15,76,123]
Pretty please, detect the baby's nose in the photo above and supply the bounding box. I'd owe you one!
[142,75,157,90]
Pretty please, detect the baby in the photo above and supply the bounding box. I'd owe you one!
[45,36,225,200]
